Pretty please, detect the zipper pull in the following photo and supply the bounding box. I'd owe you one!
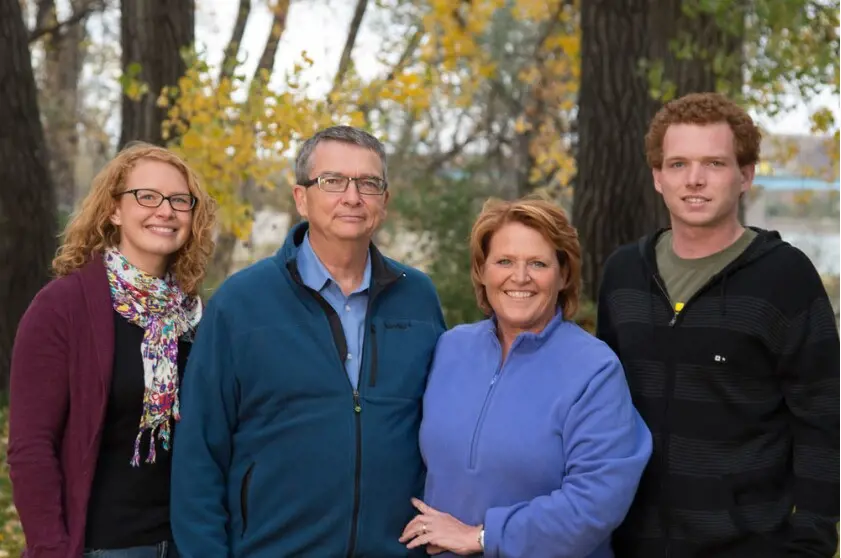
[353,390,361,413]
[669,302,683,327]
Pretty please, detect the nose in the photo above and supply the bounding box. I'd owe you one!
[341,180,363,206]
[511,261,530,284]
[686,162,707,188]
[155,199,177,218]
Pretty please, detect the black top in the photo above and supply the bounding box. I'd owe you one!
[85,311,191,549]
[597,228,840,558]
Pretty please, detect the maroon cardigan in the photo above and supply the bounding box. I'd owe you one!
[8,256,115,558]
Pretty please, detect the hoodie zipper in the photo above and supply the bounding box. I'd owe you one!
[651,268,735,558]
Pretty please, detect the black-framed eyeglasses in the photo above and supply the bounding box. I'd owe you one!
[300,174,388,196]
[115,188,196,212]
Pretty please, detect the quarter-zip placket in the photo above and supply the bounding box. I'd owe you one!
[468,333,512,470]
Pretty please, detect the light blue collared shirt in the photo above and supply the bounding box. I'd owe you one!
[296,233,371,390]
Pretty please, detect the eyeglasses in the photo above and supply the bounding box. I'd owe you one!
[115,189,196,212]
[300,174,388,196]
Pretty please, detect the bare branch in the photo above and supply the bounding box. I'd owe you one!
[220,0,252,82]
[29,3,98,43]
[385,27,423,82]
[251,0,290,87]
[358,25,424,118]
[331,0,369,94]
[425,110,484,172]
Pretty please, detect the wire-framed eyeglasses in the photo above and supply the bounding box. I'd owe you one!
[115,188,197,212]
[300,174,387,196]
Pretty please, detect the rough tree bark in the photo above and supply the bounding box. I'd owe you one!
[119,0,195,148]
[0,0,57,393]
[574,0,668,302]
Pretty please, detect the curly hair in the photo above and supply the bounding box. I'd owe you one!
[646,92,762,169]
[53,142,217,295]
[469,196,582,320]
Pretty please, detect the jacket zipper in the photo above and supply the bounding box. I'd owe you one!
[346,390,363,558]
[291,261,401,558]
[468,341,505,470]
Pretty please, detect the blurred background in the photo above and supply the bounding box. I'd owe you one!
[0,0,838,552]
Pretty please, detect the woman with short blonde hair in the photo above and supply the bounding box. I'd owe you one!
[9,142,216,558]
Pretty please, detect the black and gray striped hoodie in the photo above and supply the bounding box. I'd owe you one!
[597,228,839,558]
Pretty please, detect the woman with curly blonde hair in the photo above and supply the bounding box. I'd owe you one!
[8,142,216,558]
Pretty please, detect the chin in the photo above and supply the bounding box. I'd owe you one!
[140,241,186,258]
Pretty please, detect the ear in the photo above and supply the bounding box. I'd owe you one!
[292,185,309,220]
[110,204,123,226]
[652,169,663,194]
[739,164,755,195]
[381,190,390,220]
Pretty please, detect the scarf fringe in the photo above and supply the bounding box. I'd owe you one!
[130,420,177,467]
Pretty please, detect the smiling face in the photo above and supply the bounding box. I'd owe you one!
[481,221,565,338]
[110,159,193,276]
[292,140,389,244]
[653,122,754,230]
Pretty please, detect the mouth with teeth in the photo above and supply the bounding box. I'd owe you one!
[146,225,178,236]
[504,290,535,299]
[682,195,710,206]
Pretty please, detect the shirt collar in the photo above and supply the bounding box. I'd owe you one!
[297,232,371,295]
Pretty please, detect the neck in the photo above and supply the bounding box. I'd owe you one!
[670,218,745,259]
[117,244,167,277]
[308,230,370,294]
[496,316,551,360]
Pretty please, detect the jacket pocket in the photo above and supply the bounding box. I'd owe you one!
[241,463,255,536]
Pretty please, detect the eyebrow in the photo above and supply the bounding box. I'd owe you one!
[320,171,383,179]
[492,253,552,260]
[664,154,730,161]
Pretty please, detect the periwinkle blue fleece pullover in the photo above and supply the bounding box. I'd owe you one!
[420,313,652,558]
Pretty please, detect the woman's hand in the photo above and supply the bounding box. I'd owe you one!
[399,498,483,555]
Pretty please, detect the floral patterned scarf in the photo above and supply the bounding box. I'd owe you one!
[104,247,202,466]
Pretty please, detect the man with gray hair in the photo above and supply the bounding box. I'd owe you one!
[171,126,447,557]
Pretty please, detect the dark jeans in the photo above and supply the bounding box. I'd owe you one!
[83,541,178,558]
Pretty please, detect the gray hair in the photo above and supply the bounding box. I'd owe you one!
[294,126,388,184]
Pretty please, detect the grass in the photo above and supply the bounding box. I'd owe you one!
[0,407,25,556]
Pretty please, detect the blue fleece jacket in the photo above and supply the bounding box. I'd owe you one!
[171,222,446,557]
[420,313,652,558]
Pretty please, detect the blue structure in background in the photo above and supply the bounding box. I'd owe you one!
[754,174,840,192]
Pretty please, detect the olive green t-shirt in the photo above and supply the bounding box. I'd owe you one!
[655,228,758,312]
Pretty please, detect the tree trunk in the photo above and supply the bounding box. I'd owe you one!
[119,0,194,148]
[39,0,93,214]
[0,0,57,393]
[574,0,668,302]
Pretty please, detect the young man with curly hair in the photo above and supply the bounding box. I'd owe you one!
[597,92,840,557]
